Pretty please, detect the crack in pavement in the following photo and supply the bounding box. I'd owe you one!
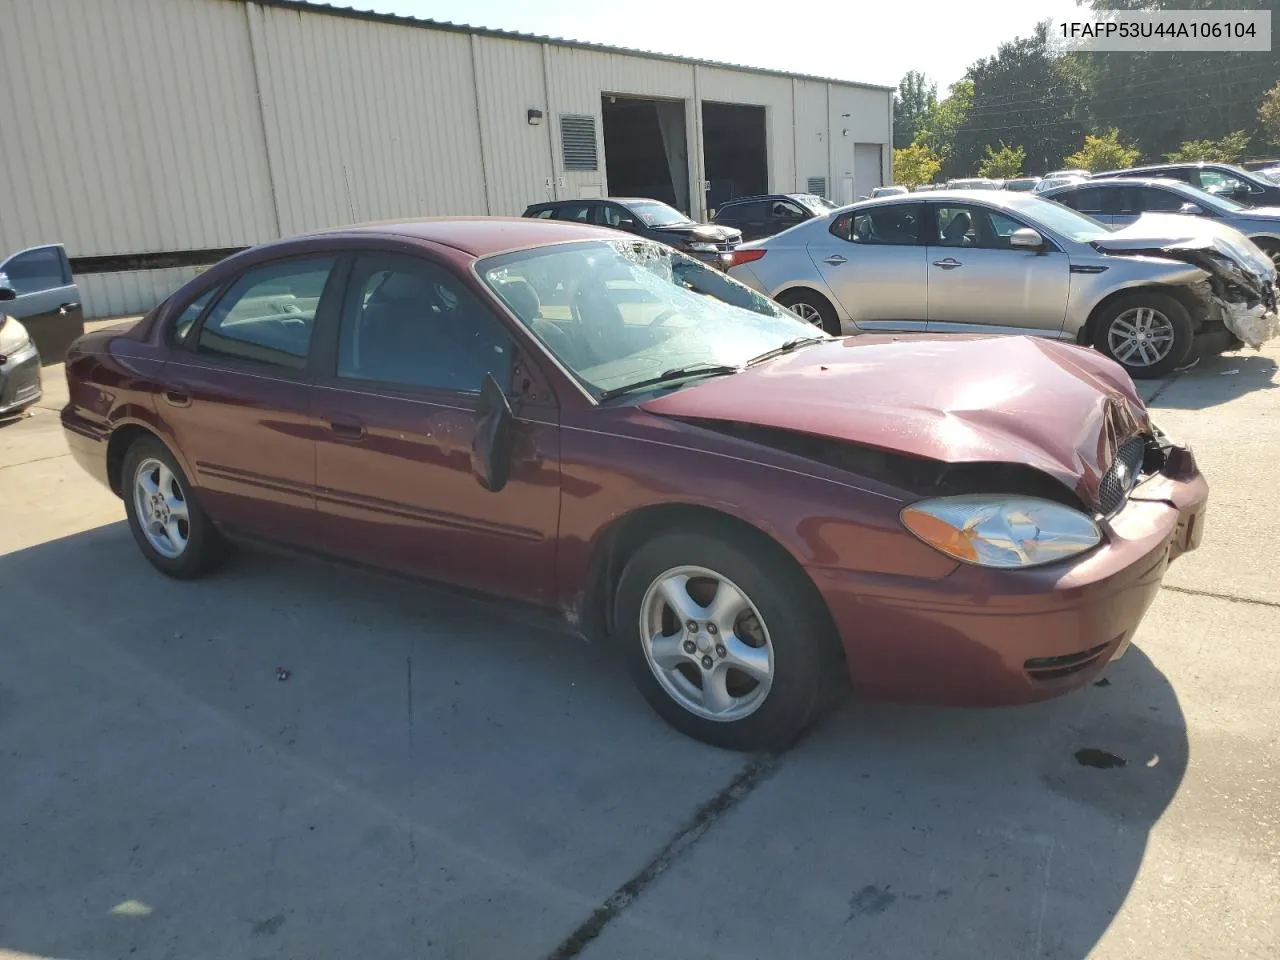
[0,452,71,471]
[542,752,781,960]
[1163,584,1280,609]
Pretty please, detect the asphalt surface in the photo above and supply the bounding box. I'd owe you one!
[1,335,1277,960]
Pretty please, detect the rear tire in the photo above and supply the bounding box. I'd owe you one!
[121,436,228,579]
[614,528,842,751]
[1091,291,1193,379]
[778,289,841,336]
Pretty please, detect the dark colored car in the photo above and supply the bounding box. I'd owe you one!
[61,218,1207,750]
[523,197,740,267]
[0,243,85,363]
[0,287,43,417]
[711,194,835,240]
[1095,162,1280,207]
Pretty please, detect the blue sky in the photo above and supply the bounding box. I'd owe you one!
[354,0,1086,92]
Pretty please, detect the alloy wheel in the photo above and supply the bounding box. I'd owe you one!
[788,301,825,327]
[1107,306,1176,368]
[133,458,190,559]
[639,565,774,722]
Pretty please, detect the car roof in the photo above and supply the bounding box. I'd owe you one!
[844,190,1038,208]
[300,217,621,256]
[1074,176,1193,189]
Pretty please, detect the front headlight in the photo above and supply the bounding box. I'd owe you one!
[0,316,32,356]
[687,241,718,252]
[901,495,1101,568]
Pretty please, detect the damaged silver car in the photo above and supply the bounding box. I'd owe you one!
[727,191,1279,378]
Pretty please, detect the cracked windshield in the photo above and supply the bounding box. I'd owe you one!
[482,240,817,395]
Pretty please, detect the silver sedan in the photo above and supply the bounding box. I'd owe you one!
[1041,176,1280,269]
[726,191,1276,378]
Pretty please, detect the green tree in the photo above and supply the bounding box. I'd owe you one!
[893,142,943,187]
[1260,81,1280,145]
[893,70,938,149]
[1164,130,1251,163]
[1082,0,1280,159]
[977,142,1025,178]
[916,79,972,171]
[1063,129,1142,172]
[949,23,1087,178]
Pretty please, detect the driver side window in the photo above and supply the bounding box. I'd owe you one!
[197,256,336,370]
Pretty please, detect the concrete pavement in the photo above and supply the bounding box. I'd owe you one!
[0,341,1276,960]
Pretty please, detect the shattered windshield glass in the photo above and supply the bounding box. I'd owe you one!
[480,240,822,397]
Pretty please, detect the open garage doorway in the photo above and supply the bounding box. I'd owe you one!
[601,95,690,213]
[702,102,767,214]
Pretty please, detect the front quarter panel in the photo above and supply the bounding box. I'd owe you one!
[553,407,959,616]
[1063,253,1209,339]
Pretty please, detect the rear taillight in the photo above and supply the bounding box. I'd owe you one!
[727,249,766,268]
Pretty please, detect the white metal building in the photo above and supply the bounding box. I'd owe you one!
[1,0,893,317]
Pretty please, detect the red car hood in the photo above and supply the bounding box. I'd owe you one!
[639,336,1150,507]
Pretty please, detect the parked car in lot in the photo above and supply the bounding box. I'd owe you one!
[1042,176,1280,268]
[1045,168,1091,179]
[524,197,740,267]
[710,193,831,240]
[0,243,84,363]
[1002,176,1041,192]
[868,185,909,199]
[0,286,43,416]
[726,191,1277,376]
[1094,162,1280,207]
[1034,174,1088,194]
[60,218,1209,749]
[946,178,1001,190]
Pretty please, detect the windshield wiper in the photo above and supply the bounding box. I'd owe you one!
[746,336,826,366]
[597,362,740,401]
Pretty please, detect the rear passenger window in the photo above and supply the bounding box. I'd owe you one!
[830,203,922,245]
[197,256,335,370]
[171,288,217,343]
[530,209,555,219]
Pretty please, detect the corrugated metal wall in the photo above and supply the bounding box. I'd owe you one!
[0,0,890,316]
[0,0,277,259]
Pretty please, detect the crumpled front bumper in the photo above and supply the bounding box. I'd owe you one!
[0,341,42,415]
[814,444,1208,708]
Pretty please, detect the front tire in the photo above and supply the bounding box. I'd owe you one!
[1092,291,1193,379]
[614,528,841,751]
[778,289,841,336]
[122,437,227,579]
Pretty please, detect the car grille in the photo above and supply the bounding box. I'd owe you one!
[714,239,739,252]
[1097,435,1147,516]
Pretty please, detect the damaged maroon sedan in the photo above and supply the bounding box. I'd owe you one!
[62,219,1207,750]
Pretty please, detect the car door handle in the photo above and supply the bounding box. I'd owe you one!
[327,417,366,441]
[59,301,81,314]
[823,255,848,266]
[932,258,962,269]
[162,385,191,408]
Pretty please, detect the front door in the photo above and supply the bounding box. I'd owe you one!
[162,254,338,548]
[0,245,83,363]
[925,202,1070,336]
[310,251,561,606]
[809,202,927,330]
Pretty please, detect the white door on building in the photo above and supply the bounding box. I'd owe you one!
[854,143,884,197]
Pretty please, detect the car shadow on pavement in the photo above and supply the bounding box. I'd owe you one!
[1149,350,1278,409]
[0,522,1188,960]
[581,629,1189,960]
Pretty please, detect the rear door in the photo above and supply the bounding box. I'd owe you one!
[0,245,83,362]
[924,202,1070,336]
[161,254,338,548]
[309,250,561,604]
[807,201,927,330]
